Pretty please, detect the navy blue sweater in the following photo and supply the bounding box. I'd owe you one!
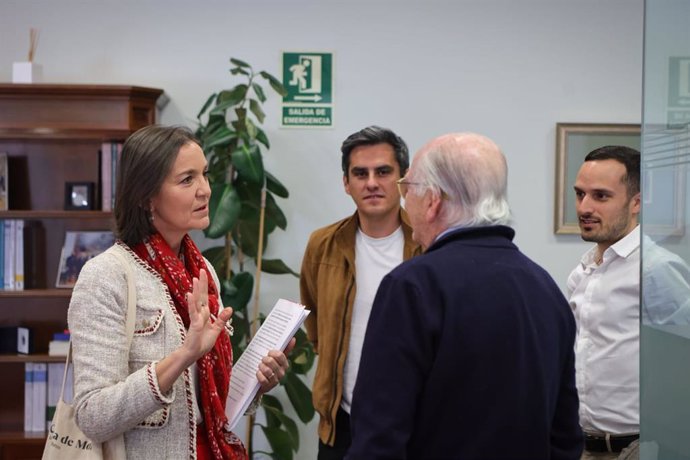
[348,226,583,460]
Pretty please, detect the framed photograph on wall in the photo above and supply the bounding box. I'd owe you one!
[554,123,641,234]
[56,231,115,288]
[0,152,7,211]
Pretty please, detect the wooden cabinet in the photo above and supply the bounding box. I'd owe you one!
[0,84,163,458]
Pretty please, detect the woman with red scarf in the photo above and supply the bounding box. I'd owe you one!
[68,125,292,459]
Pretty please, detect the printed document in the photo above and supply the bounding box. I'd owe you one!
[225,298,309,430]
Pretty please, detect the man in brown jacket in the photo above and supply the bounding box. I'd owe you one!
[300,125,421,460]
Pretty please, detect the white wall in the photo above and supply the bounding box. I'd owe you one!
[0,0,644,457]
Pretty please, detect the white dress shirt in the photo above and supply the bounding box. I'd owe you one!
[567,225,640,435]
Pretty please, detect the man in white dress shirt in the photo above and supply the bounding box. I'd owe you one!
[568,145,641,460]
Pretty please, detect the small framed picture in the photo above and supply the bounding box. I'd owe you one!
[0,152,8,211]
[56,231,115,288]
[65,181,95,210]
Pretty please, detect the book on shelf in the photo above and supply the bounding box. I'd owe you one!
[0,220,4,284]
[100,142,112,211]
[23,361,74,433]
[14,219,24,289]
[24,362,33,432]
[224,298,310,431]
[111,143,118,210]
[23,220,45,289]
[0,219,41,291]
[0,152,7,211]
[31,362,47,432]
[3,219,14,290]
[47,362,73,430]
[48,331,70,356]
[100,141,123,211]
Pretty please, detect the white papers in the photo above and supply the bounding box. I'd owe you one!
[225,298,309,431]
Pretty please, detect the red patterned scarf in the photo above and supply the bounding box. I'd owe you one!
[132,232,246,460]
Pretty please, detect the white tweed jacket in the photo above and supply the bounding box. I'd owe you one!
[68,242,221,460]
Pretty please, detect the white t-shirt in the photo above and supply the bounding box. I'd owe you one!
[340,226,404,413]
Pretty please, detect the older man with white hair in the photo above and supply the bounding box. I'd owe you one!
[347,133,583,460]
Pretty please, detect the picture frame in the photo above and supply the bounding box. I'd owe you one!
[56,231,115,288]
[554,123,641,234]
[0,152,7,211]
[64,181,95,211]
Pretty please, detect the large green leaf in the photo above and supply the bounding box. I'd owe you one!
[260,426,293,460]
[229,313,249,352]
[230,57,250,68]
[252,82,266,103]
[266,171,288,198]
[261,394,284,428]
[232,217,270,259]
[265,193,287,230]
[284,372,315,423]
[197,93,217,119]
[261,258,298,277]
[245,116,259,140]
[206,184,241,238]
[232,144,264,185]
[288,328,316,374]
[256,128,270,149]
[201,246,226,273]
[263,405,299,450]
[230,67,250,76]
[211,85,249,115]
[221,272,253,310]
[260,71,288,97]
[249,98,265,124]
[202,125,237,151]
[199,115,227,144]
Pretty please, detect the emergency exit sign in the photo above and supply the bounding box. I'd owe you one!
[282,52,333,127]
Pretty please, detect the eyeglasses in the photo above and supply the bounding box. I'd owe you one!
[396,177,450,200]
[396,178,424,197]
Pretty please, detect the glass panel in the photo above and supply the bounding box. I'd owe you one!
[641,1,690,459]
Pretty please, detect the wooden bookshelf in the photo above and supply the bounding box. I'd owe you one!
[0,84,163,458]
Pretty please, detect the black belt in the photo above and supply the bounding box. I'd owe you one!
[584,433,639,453]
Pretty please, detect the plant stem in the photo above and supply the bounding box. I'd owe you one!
[251,186,267,337]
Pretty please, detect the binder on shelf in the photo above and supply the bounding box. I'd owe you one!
[23,220,46,289]
[24,362,33,432]
[31,362,47,432]
[3,219,14,290]
[0,219,4,287]
[14,219,24,290]
[47,362,73,430]
[0,152,7,211]
[100,142,112,211]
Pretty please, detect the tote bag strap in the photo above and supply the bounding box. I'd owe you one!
[59,247,137,399]
[110,248,137,350]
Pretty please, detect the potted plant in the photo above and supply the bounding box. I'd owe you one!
[195,57,315,460]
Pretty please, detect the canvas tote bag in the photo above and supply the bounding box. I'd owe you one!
[42,249,136,460]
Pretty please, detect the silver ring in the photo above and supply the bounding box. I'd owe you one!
[268,373,275,380]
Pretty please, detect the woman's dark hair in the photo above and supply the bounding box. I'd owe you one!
[114,125,200,246]
[340,125,409,176]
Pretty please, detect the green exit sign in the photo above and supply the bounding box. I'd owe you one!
[282,52,333,127]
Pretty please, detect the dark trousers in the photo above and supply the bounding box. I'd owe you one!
[318,406,351,460]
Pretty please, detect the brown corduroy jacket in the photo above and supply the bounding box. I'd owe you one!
[299,210,421,446]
